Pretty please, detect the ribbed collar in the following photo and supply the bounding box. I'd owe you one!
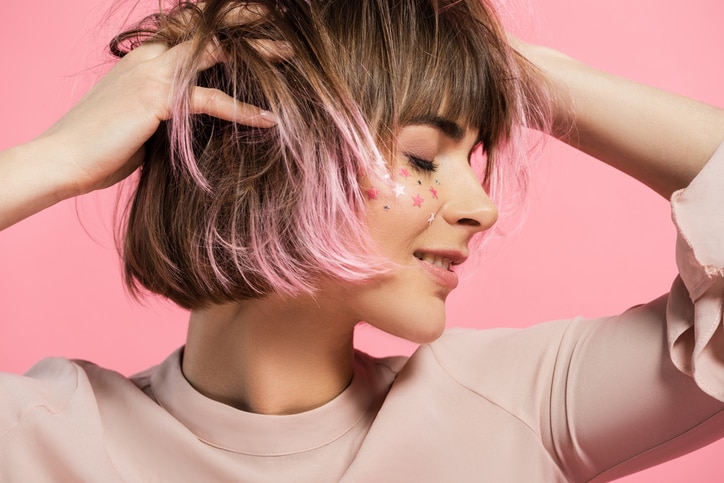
[150,348,377,456]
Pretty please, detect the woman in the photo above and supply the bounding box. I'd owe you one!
[2,0,724,481]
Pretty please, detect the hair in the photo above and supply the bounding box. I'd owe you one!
[111,0,551,310]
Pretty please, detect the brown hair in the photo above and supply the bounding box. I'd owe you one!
[112,0,550,309]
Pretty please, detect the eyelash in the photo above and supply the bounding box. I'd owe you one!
[407,155,437,173]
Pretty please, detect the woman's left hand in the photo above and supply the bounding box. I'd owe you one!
[512,36,724,198]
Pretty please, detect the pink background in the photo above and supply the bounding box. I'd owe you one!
[1,1,722,481]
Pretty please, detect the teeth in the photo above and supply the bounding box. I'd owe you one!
[414,251,452,271]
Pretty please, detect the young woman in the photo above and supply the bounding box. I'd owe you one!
[2,0,724,481]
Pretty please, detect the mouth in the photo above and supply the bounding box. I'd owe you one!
[413,249,463,291]
[413,251,455,271]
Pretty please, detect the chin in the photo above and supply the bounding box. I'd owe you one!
[380,307,448,345]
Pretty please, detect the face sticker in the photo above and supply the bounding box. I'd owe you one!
[364,162,442,222]
[365,187,380,200]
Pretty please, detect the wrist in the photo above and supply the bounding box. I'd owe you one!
[516,44,577,138]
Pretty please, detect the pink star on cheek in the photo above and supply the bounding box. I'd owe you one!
[412,194,424,208]
[429,186,438,199]
[365,187,379,200]
[399,168,411,179]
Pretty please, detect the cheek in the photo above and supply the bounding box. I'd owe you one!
[363,166,444,235]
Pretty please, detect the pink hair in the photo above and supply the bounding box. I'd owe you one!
[112,0,551,309]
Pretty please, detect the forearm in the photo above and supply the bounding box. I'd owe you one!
[0,140,81,231]
[521,43,724,198]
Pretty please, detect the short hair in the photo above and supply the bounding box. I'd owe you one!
[111,0,550,309]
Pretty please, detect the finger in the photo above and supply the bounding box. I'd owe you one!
[191,86,276,128]
[123,41,170,63]
[197,38,228,70]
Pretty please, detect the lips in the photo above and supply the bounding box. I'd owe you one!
[413,249,466,291]
[413,251,453,271]
[412,250,466,271]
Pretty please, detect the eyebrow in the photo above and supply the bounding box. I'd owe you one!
[407,115,465,141]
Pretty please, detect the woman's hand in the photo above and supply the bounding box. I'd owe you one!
[0,39,276,230]
[43,40,276,195]
[513,36,724,198]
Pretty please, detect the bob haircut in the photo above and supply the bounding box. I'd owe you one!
[111,0,550,310]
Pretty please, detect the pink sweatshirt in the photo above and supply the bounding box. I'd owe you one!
[2,144,724,482]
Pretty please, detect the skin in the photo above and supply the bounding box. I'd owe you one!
[0,41,276,231]
[512,40,724,199]
[1,35,722,416]
[183,123,498,414]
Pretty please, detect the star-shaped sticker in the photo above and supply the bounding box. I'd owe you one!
[412,194,424,208]
[365,187,379,200]
[393,183,406,198]
[427,212,436,224]
[429,186,438,199]
[399,168,411,179]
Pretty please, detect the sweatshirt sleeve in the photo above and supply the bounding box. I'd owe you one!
[428,142,724,482]
[668,141,724,401]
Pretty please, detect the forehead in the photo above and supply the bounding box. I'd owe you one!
[406,115,465,141]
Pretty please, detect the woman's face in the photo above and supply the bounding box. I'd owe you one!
[336,120,498,343]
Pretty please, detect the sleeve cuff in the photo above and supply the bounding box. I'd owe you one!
[668,141,724,401]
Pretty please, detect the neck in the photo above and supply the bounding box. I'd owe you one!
[183,293,356,415]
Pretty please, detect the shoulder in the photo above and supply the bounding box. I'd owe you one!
[1,357,84,430]
[408,323,582,404]
[427,323,576,375]
[0,358,151,480]
[0,357,144,434]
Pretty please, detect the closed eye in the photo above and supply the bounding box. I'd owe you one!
[407,155,437,173]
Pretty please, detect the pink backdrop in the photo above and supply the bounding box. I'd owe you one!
[1,1,723,481]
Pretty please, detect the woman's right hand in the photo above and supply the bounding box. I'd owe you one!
[0,40,276,230]
[42,40,276,195]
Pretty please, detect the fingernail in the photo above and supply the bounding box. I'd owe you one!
[259,110,277,124]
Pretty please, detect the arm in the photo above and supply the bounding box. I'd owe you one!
[0,41,275,231]
[515,41,724,198]
[507,40,724,479]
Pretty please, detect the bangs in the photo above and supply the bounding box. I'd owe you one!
[324,0,517,182]
[396,4,509,149]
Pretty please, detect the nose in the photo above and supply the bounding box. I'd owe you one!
[441,165,498,235]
